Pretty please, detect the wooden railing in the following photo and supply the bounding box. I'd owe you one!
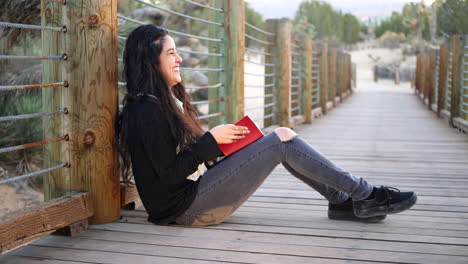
[414,35,468,132]
[0,0,355,254]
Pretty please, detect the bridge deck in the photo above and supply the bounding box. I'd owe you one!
[2,80,468,263]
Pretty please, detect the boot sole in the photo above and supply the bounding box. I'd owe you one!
[355,193,417,218]
[328,211,386,223]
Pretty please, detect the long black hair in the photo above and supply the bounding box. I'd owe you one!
[118,25,204,182]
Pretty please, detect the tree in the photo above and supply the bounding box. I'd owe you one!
[294,0,361,44]
[437,0,468,37]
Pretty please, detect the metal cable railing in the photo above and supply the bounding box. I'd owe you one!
[0,163,69,185]
[0,18,70,190]
[117,1,227,124]
[134,0,223,26]
[0,82,67,93]
[311,45,322,109]
[243,19,277,127]
[0,108,67,122]
[183,0,223,12]
[434,54,440,108]
[445,50,453,111]
[117,14,222,43]
[291,40,302,117]
[461,45,468,115]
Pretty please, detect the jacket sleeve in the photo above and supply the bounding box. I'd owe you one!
[137,103,223,184]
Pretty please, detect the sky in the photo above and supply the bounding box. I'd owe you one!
[245,0,435,21]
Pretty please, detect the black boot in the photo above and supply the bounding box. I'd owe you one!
[353,186,417,218]
[328,198,386,223]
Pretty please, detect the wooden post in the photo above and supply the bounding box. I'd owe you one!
[223,0,245,124]
[266,18,292,127]
[41,0,69,201]
[329,47,337,107]
[336,51,342,100]
[450,35,462,124]
[461,36,468,121]
[302,36,313,123]
[427,50,436,109]
[320,43,329,114]
[208,0,225,128]
[394,71,400,85]
[43,0,120,224]
[438,44,448,115]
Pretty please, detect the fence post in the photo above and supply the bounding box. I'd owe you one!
[41,0,68,201]
[223,0,245,124]
[302,36,313,123]
[336,51,342,101]
[450,35,462,125]
[427,49,436,110]
[43,0,120,224]
[438,44,448,116]
[266,18,292,127]
[208,0,225,127]
[320,43,329,114]
[329,47,337,107]
[461,36,468,121]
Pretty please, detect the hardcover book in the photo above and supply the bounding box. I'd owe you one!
[218,115,264,156]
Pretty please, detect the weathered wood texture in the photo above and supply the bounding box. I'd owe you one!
[0,193,93,255]
[438,44,448,114]
[43,0,121,224]
[266,18,292,127]
[41,0,70,202]
[462,36,468,121]
[450,35,462,123]
[223,0,245,124]
[320,43,329,114]
[3,80,467,264]
[328,47,337,107]
[301,37,313,124]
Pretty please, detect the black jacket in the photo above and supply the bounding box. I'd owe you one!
[125,97,223,224]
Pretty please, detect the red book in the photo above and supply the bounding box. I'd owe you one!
[218,115,264,156]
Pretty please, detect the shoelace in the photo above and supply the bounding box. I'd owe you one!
[376,186,400,205]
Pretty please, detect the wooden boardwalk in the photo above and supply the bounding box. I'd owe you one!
[1,81,468,263]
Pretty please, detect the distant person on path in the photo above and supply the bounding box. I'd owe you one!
[118,25,417,226]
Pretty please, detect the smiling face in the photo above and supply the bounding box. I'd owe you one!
[158,35,183,88]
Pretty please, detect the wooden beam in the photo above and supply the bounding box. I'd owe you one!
[223,0,245,124]
[301,36,313,124]
[266,18,292,127]
[450,35,462,124]
[329,47,337,107]
[320,43,329,114]
[0,193,93,255]
[438,44,448,115]
[61,0,120,224]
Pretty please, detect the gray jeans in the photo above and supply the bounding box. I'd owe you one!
[175,132,373,226]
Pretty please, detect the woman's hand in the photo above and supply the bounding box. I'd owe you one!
[209,124,250,144]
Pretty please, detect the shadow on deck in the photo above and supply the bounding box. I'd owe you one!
[1,81,468,264]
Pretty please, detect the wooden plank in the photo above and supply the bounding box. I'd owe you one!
[81,222,468,263]
[7,245,224,264]
[223,0,245,123]
[438,44,448,114]
[0,256,85,264]
[0,193,93,254]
